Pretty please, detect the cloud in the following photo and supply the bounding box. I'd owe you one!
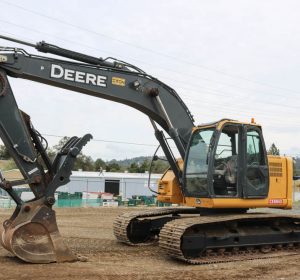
[0,0,299,160]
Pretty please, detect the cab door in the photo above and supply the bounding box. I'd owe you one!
[211,123,241,197]
[242,125,269,198]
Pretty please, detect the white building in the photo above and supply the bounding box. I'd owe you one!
[58,171,162,200]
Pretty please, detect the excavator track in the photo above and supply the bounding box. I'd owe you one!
[113,207,200,245]
[159,213,300,264]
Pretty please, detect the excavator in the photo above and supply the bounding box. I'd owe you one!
[0,35,299,264]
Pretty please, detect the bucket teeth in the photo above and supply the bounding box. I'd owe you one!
[1,199,77,263]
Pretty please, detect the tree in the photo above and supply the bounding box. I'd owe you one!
[106,162,121,172]
[138,160,150,173]
[52,136,95,171]
[268,143,280,155]
[151,160,169,173]
[53,136,71,152]
[0,145,10,160]
[127,159,168,173]
[94,158,106,171]
[46,147,56,162]
[128,162,139,173]
[294,157,300,176]
[74,154,94,171]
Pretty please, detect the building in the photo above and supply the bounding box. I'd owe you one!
[0,169,162,208]
[0,169,162,199]
[58,171,162,200]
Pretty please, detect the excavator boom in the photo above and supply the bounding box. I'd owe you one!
[0,35,196,182]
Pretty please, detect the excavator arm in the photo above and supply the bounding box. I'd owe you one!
[0,35,195,263]
[0,67,93,263]
[0,38,194,147]
[0,38,195,177]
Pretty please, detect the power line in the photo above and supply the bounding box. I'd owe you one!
[161,75,300,111]
[0,31,295,123]
[0,20,298,104]
[0,28,299,145]
[1,0,300,95]
[0,30,298,128]
[42,133,158,147]
[0,19,116,58]
[183,99,295,123]
[0,29,298,120]
[1,23,299,121]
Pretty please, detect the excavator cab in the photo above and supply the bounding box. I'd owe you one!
[183,120,269,201]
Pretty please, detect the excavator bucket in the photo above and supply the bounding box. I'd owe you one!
[0,133,92,263]
[1,199,77,263]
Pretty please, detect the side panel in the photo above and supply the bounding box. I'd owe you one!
[183,156,293,209]
[268,156,287,199]
[157,159,184,204]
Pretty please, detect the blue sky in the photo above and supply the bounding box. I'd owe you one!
[0,0,299,160]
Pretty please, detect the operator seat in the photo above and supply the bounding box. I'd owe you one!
[225,155,238,195]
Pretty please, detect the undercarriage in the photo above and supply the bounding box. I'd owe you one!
[114,208,300,264]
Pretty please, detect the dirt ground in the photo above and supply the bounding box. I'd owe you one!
[0,207,299,280]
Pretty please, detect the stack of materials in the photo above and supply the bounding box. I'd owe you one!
[101,193,118,207]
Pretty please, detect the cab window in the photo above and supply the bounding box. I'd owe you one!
[185,128,214,196]
[213,125,239,196]
[245,128,269,197]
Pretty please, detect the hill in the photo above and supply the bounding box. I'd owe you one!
[107,156,152,167]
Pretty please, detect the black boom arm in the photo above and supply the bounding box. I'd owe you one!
[0,35,195,185]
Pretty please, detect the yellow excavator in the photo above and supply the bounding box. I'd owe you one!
[0,35,299,264]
